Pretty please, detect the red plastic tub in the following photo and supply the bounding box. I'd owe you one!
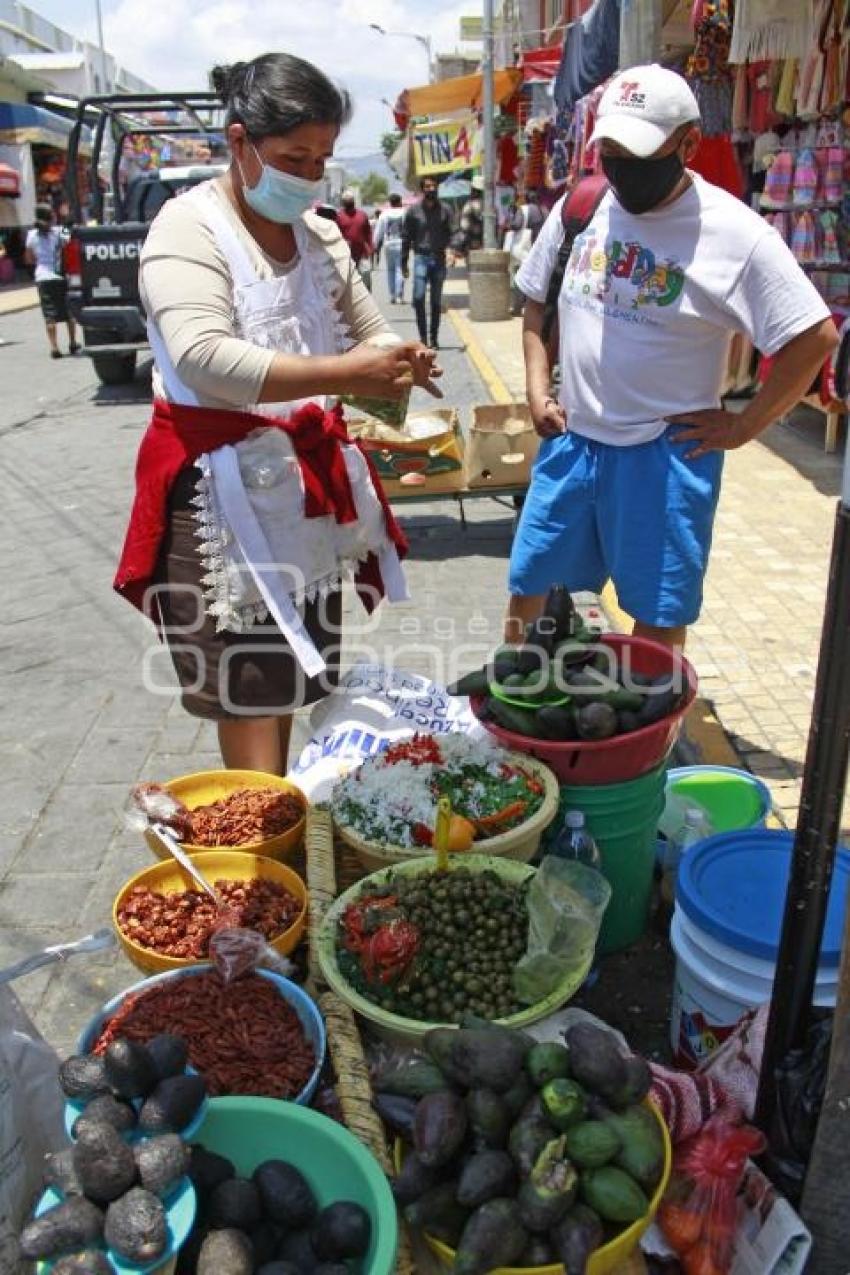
[471,633,698,786]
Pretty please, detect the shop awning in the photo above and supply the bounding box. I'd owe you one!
[0,162,20,196]
[394,68,523,128]
[520,46,562,83]
[0,102,91,153]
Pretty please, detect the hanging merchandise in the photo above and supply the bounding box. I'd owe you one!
[791,146,818,205]
[685,0,735,136]
[553,0,622,116]
[729,0,816,65]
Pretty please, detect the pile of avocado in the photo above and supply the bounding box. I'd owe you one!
[178,1145,372,1274]
[447,587,684,743]
[382,1019,666,1275]
[20,1036,201,1271]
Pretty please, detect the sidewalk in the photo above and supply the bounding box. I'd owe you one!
[447,275,849,830]
[0,283,38,315]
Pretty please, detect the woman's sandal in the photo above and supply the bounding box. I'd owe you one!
[68,342,81,354]
[50,350,62,359]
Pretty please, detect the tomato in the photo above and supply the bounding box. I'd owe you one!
[447,814,476,852]
[683,1240,725,1275]
[659,1201,704,1253]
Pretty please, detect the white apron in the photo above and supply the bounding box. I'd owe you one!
[147,185,408,677]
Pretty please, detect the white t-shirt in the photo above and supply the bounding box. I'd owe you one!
[516,173,830,446]
[375,207,405,250]
[25,227,63,282]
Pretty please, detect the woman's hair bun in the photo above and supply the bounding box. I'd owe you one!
[210,62,247,99]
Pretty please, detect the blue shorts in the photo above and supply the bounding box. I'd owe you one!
[509,429,724,628]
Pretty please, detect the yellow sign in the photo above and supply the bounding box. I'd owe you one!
[411,116,476,176]
[460,15,483,39]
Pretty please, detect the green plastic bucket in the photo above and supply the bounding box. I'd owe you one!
[557,762,668,954]
[665,765,772,832]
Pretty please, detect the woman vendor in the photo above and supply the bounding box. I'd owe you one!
[115,53,440,774]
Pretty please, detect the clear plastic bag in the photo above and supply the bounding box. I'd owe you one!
[658,1115,766,1274]
[208,927,295,985]
[513,855,611,1005]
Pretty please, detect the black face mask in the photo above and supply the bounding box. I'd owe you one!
[601,150,684,214]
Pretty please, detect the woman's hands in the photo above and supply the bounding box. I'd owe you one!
[339,340,443,400]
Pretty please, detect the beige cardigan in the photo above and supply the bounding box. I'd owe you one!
[139,179,389,409]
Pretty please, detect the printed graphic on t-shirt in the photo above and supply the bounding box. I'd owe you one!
[564,226,685,325]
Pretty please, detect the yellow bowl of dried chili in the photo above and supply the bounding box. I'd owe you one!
[143,769,307,863]
[113,850,307,975]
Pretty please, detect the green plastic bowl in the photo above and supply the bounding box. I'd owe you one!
[194,1097,398,1275]
[317,854,593,1045]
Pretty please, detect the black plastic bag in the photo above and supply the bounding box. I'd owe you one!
[766,1011,833,1203]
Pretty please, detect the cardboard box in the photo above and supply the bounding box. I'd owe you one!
[465,403,539,489]
[347,408,466,496]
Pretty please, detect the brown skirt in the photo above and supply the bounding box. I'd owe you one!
[154,467,342,720]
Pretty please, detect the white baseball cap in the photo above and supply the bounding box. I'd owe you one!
[589,65,700,158]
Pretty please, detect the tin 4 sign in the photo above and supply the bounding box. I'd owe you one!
[411,116,477,176]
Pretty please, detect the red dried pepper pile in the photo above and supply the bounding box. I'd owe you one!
[93,973,316,1099]
[186,788,304,846]
[117,879,302,959]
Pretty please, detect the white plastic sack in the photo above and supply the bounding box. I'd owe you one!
[0,986,65,1273]
[288,663,487,801]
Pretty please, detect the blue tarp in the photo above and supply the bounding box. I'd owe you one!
[0,102,91,150]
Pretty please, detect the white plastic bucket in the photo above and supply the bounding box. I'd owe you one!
[669,907,838,1069]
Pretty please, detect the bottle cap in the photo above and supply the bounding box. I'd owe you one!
[565,810,585,829]
[684,807,705,826]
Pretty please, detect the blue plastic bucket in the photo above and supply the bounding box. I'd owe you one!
[670,829,848,1067]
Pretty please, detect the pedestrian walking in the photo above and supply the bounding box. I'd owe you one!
[508,64,837,651]
[337,187,374,291]
[114,52,440,775]
[374,192,405,303]
[506,193,544,314]
[24,204,79,359]
[458,174,484,257]
[401,176,452,350]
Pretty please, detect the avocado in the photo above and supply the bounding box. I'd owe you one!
[19,1198,104,1261]
[146,1033,189,1081]
[375,1057,449,1098]
[491,645,521,681]
[413,1089,468,1167]
[43,1147,84,1197]
[391,1150,440,1206]
[542,585,577,642]
[208,1178,263,1231]
[501,1071,534,1119]
[636,686,679,724]
[550,1202,605,1274]
[565,1121,622,1169]
[453,1197,528,1275]
[104,1187,168,1264]
[103,1038,158,1100]
[256,1265,299,1275]
[51,1253,113,1275]
[134,1133,189,1197]
[253,1159,318,1228]
[612,1055,653,1109]
[447,668,491,697]
[541,1078,587,1131]
[188,1143,235,1198]
[196,1227,253,1275]
[456,1150,517,1209]
[424,1026,528,1093]
[507,1115,552,1175]
[517,1136,577,1233]
[138,1073,206,1133]
[72,1092,137,1138]
[526,1042,571,1088]
[604,1104,666,1190]
[373,1091,418,1139]
[72,1121,137,1203]
[487,698,540,737]
[250,1219,280,1267]
[535,704,578,740]
[580,1166,649,1223]
[404,1180,468,1246]
[566,1022,629,1106]
[466,1088,511,1148]
[276,1227,320,1269]
[311,1200,371,1260]
[617,710,642,733]
[58,1055,110,1102]
[523,1237,556,1265]
[576,702,618,740]
[314,1265,351,1275]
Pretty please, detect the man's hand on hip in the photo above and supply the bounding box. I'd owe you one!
[667,409,758,458]
[530,394,567,438]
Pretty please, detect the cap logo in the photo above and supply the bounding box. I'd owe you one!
[616,81,646,109]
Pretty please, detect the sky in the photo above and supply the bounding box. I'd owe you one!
[28,0,482,155]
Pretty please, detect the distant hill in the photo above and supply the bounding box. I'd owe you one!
[342,151,405,194]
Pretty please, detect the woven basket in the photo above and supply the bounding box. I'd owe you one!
[306,806,417,1275]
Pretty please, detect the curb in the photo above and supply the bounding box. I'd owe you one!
[447,308,514,404]
[0,290,39,316]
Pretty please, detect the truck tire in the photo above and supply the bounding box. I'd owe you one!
[92,352,137,385]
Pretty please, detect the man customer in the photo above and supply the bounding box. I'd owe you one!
[402,176,452,350]
[337,187,373,290]
[374,192,405,304]
[509,64,837,651]
[25,204,79,359]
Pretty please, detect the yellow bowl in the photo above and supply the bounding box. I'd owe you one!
[143,769,307,862]
[113,849,308,975]
[395,1099,672,1274]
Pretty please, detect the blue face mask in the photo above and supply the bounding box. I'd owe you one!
[238,141,323,224]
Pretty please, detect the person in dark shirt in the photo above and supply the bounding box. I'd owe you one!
[337,187,374,289]
[401,176,452,349]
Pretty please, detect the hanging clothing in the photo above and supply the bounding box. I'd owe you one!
[729,0,815,64]
[553,0,622,115]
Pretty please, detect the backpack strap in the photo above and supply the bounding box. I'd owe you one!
[541,173,609,347]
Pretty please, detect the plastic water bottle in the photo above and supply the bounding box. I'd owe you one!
[662,806,710,906]
[553,810,602,869]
